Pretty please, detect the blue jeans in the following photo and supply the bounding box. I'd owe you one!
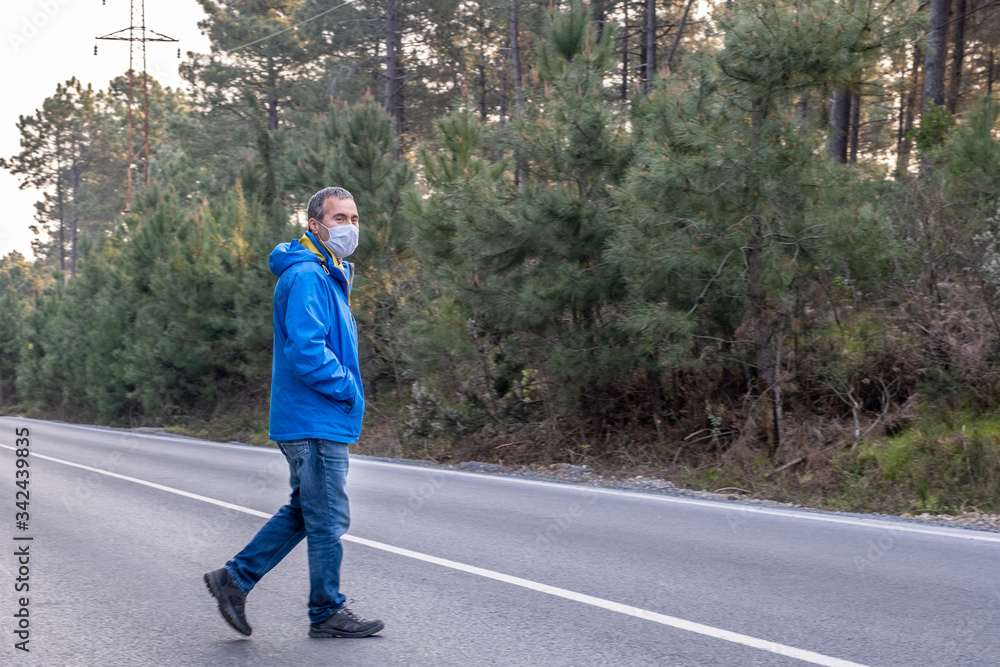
[226,439,350,624]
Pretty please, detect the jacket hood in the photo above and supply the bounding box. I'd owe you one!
[269,233,327,278]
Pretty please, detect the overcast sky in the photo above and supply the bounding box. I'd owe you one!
[0,0,212,260]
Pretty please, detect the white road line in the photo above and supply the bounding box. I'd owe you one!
[344,534,869,667]
[4,417,1000,542]
[6,419,274,453]
[0,443,869,667]
[0,444,272,519]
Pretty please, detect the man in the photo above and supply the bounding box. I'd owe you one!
[204,186,383,639]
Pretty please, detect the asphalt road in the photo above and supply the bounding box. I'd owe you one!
[1,416,998,666]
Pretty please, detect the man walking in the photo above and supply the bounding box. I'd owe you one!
[204,187,383,638]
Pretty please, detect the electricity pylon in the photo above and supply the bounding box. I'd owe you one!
[96,0,178,211]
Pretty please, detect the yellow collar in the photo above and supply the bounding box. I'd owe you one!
[300,233,345,272]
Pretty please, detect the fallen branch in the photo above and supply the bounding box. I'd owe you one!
[671,445,685,467]
[855,380,895,447]
[766,455,806,478]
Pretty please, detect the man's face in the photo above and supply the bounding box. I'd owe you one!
[309,196,359,242]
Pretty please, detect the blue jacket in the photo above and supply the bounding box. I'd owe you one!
[267,231,364,443]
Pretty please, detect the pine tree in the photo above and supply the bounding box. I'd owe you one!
[409,2,643,446]
[0,251,52,408]
[187,0,318,208]
[1,79,124,277]
[613,0,896,454]
[894,98,1000,303]
[14,287,71,411]
[0,291,23,408]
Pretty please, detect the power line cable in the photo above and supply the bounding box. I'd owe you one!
[226,0,354,53]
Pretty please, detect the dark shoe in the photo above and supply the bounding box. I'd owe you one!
[204,567,252,636]
[309,607,384,638]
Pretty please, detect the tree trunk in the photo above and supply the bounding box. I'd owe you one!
[828,87,851,163]
[71,165,79,277]
[385,0,404,148]
[849,93,861,166]
[126,68,134,212]
[267,98,278,133]
[621,2,629,100]
[479,62,487,120]
[748,213,780,455]
[511,0,524,188]
[664,0,696,73]
[895,88,906,164]
[920,0,948,172]
[639,35,647,94]
[498,32,508,163]
[642,0,657,93]
[510,0,522,114]
[258,128,277,208]
[56,163,65,278]
[749,95,781,456]
[143,68,151,185]
[989,49,995,96]
[500,52,508,128]
[923,0,948,107]
[593,0,607,43]
[896,46,922,176]
[384,0,396,118]
[395,34,405,142]
[946,0,966,113]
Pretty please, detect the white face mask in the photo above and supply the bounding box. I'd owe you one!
[318,223,359,260]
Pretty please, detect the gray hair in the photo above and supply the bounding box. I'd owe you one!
[307,187,354,222]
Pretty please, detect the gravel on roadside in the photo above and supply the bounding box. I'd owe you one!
[439,460,1000,533]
